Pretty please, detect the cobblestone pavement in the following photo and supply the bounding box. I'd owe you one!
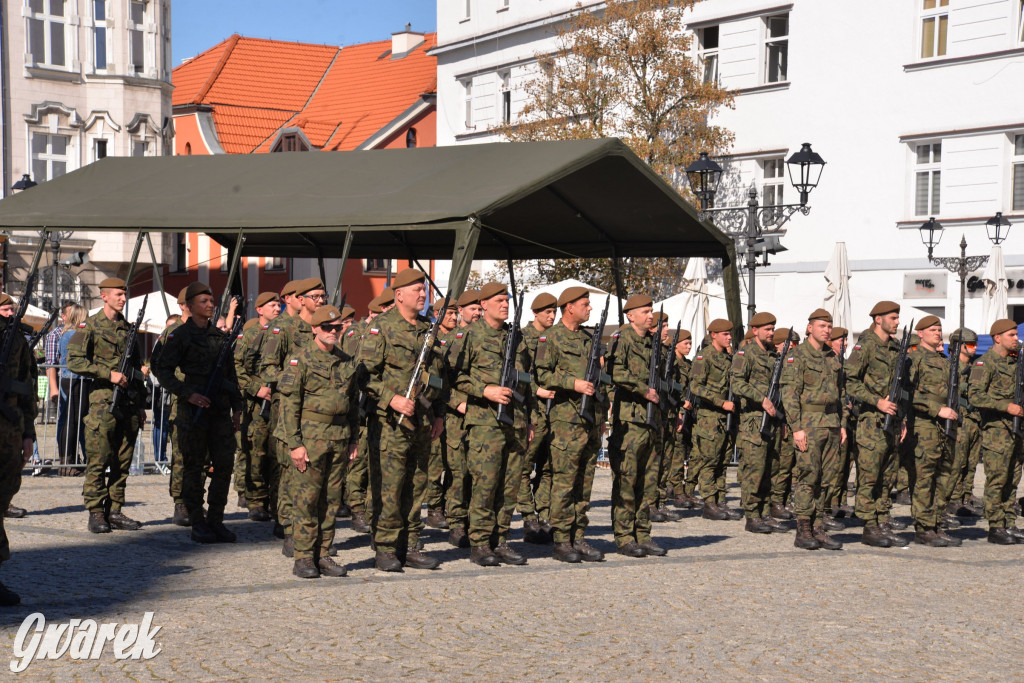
[0,467,1020,680]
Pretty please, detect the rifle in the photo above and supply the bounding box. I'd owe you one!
[945,338,962,439]
[662,322,683,410]
[28,307,60,351]
[109,294,148,418]
[0,234,48,421]
[882,320,914,437]
[579,295,611,425]
[1013,341,1024,438]
[645,307,665,427]
[679,387,696,434]
[496,292,528,426]
[759,330,794,440]
[396,293,450,429]
[192,315,245,424]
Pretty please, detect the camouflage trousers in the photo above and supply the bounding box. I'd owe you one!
[854,412,898,527]
[369,415,432,554]
[548,420,600,545]
[234,406,271,508]
[466,424,522,547]
[656,419,677,503]
[736,414,780,519]
[908,419,954,530]
[830,419,856,512]
[979,419,1023,529]
[172,405,236,522]
[424,428,448,512]
[663,427,690,498]
[344,418,374,513]
[946,416,981,506]
[444,417,470,529]
[692,411,731,504]
[893,432,914,499]
[517,412,551,522]
[0,421,24,564]
[792,426,841,523]
[287,437,348,561]
[771,428,796,507]
[608,420,659,547]
[81,394,141,513]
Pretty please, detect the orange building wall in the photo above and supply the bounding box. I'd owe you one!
[379,110,437,150]
[172,113,213,156]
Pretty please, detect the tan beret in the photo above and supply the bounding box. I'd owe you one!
[377,287,394,307]
[340,305,356,320]
[457,289,480,307]
[808,308,832,323]
[479,282,508,300]
[185,282,213,301]
[177,286,189,306]
[773,328,799,344]
[311,306,341,327]
[98,277,126,290]
[869,300,900,317]
[281,280,300,297]
[431,298,454,313]
[708,318,732,334]
[391,268,425,290]
[623,294,653,312]
[0,293,12,307]
[531,293,557,312]
[368,298,383,314]
[749,311,777,327]
[990,318,1017,337]
[255,292,279,308]
[679,329,692,342]
[558,286,590,307]
[242,317,259,331]
[295,278,325,296]
[651,311,668,326]
[915,315,941,331]
[949,327,978,344]
[743,329,754,340]
[830,326,848,341]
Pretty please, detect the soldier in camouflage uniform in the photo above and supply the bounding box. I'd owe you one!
[345,289,393,535]
[259,278,325,556]
[663,330,694,508]
[452,282,532,566]
[276,306,359,578]
[905,316,962,546]
[0,294,38,605]
[151,288,189,526]
[646,314,681,523]
[730,311,789,534]
[518,292,557,544]
[151,282,243,544]
[232,292,280,522]
[827,327,855,520]
[967,318,1024,545]
[67,277,147,533]
[780,309,845,551]
[845,301,909,547]
[534,286,605,563]
[360,269,446,571]
[943,328,983,518]
[606,294,667,557]
[423,297,457,530]
[690,318,742,521]
[769,328,799,519]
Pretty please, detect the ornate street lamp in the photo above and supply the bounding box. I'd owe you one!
[986,211,1012,245]
[785,142,826,206]
[11,174,37,192]
[919,216,943,259]
[685,152,723,211]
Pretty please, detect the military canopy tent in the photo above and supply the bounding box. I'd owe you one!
[0,137,742,323]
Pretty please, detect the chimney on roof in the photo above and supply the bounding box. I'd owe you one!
[391,23,425,58]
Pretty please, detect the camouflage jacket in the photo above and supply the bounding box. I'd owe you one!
[957,353,980,421]
[453,318,531,428]
[534,320,601,426]
[967,347,1016,426]
[0,316,38,438]
[607,324,658,425]
[276,342,359,449]
[908,346,950,425]
[234,320,271,402]
[150,317,243,415]
[66,310,145,407]
[780,341,844,431]
[730,341,777,414]
[259,313,313,391]
[521,322,550,411]
[342,318,367,357]
[846,330,899,412]
[690,344,732,413]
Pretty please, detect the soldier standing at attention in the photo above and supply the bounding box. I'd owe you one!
[647,313,680,524]
[534,286,605,563]
[233,292,280,522]
[845,301,908,547]
[906,316,961,547]
[690,318,741,521]
[942,328,983,518]
[770,328,799,519]
[152,287,190,526]
[519,292,557,544]
[827,327,855,521]
[277,306,359,578]
[730,311,788,534]
[67,278,146,533]
[151,283,243,543]
[606,294,667,557]
[780,309,845,551]
[360,269,446,572]
[664,330,694,508]
[423,298,457,530]
[967,319,1024,545]
[453,282,532,566]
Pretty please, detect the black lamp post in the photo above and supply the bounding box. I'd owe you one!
[7,175,39,294]
[686,144,825,322]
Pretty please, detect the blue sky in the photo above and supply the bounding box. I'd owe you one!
[172,0,437,63]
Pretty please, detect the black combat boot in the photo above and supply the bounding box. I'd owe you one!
[335,503,352,519]
[108,511,142,531]
[470,545,500,567]
[190,512,218,544]
[935,528,962,547]
[292,558,319,578]
[0,581,20,606]
[649,506,668,523]
[4,504,26,518]
[987,527,1016,545]
[87,510,111,534]
[208,518,236,543]
[523,517,546,544]
[657,505,681,522]
[793,519,820,550]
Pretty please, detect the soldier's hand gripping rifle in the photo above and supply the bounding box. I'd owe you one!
[109,294,148,419]
[882,320,914,437]
[759,330,794,440]
[396,293,450,429]
[192,315,245,424]
[579,295,611,425]
[661,322,683,410]
[645,307,665,427]
[945,338,962,439]
[1013,341,1024,438]
[496,292,529,427]
[28,307,60,351]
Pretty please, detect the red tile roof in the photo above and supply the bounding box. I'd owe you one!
[173,33,436,154]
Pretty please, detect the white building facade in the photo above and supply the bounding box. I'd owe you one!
[433,0,1024,333]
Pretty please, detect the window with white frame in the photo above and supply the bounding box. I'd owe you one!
[132,138,149,157]
[499,71,511,124]
[219,245,229,272]
[364,258,388,275]
[92,0,107,70]
[129,0,146,74]
[1013,134,1024,212]
[698,26,719,85]
[265,256,286,272]
[162,3,171,77]
[762,158,785,207]
[463,79,474,130]
[499,0,509,9]
[914,142,941,216]
[920,0,949,59]
[463,0,471,20]
[171,232,187,272]
[28,0,67,68]
[764,14,788,83]
[31,132,69,182]
[94,138,107,161]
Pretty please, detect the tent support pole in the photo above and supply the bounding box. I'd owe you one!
[123,230,146,297]
[505,257,518,304]
[220,228,245,319]
[316,255,327,288]
[392,231,442,300]
[721,241,744,338]
[144,232,171,319]
[331,230,354,306]
[447,219,481,297]
[611,252,625,325]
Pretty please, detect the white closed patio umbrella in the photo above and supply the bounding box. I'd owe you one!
[823,242,852,330]
[981,245,1009,332]
[675,258,710,347]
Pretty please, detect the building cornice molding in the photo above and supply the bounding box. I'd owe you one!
[899,122,1024,143]
[429,2,606,56]
[23,101,82,126]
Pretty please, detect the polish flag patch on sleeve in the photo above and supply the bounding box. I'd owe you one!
[976,360,984,365]
[853,344,861,350]
[369,328,380,335]
[695,355,703,360]
[289,358,299,366]
[78,322,87,328]
[346,330,356,337]
[236,334,243,339]
[786,357,795,363]
[272,327,281,334]
[737,350,744,355]
[456,332,464,339]
[539,336,546,342]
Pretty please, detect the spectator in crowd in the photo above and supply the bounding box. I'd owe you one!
[46,304,72,462]
[148,314,180,464]
[56,304,89,475]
